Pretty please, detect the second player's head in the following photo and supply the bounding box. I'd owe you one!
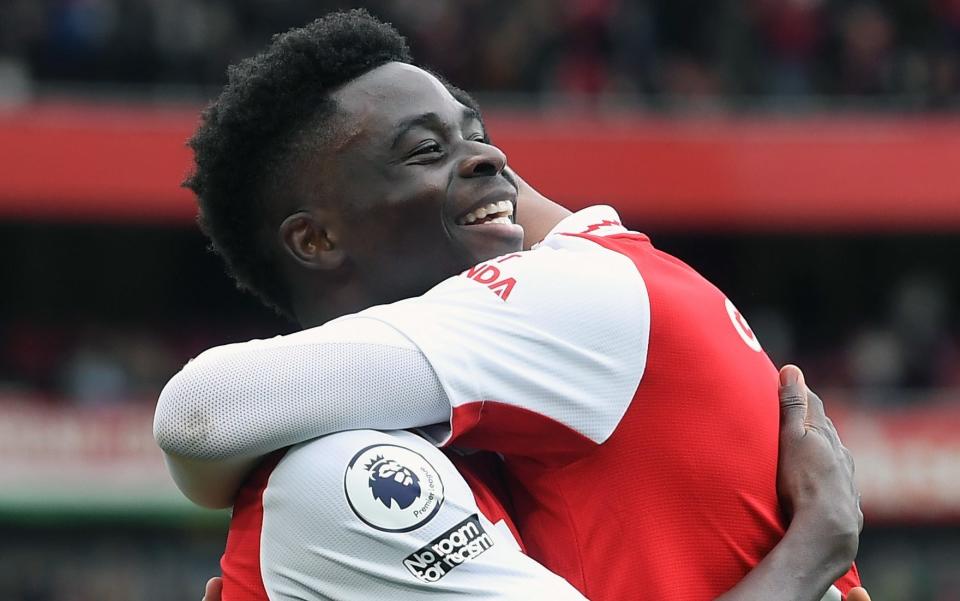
[186,9,522,324]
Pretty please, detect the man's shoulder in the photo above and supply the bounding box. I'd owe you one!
[285,429,429,460]
[234,429,450,523]
[223,434,448,601]
[232,428,585,601]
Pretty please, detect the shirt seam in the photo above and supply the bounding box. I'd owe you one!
[553,471,591,595]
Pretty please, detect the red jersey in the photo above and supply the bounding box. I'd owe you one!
[362,206,861,599]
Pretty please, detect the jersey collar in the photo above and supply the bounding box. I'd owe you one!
[534,205,628,247]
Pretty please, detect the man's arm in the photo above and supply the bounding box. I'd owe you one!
[154,317,451,507]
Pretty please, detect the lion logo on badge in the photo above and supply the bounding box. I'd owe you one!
[365,455,422,510]
[344,442,444,532]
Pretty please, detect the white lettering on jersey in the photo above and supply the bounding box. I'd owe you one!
[344,443,445,532]
[725,298,763,352]
[579,218,624,236]
[403,514,495,583]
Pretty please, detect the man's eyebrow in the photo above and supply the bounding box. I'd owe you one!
[462,105,487,135]
[390,108,485,150]
[390,112,441,149]
[461,106,482,124]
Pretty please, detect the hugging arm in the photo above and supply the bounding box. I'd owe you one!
[194,366,864,601]
[716,366,862,601]
[154,318,451,507]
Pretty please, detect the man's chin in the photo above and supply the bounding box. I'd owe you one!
[455,222,525,263]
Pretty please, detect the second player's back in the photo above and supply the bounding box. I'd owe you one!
[511,229,787,599]
[355,205,860,600]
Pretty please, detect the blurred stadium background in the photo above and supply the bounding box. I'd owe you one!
[1,0,959,599]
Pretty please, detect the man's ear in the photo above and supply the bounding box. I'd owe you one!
[279,211,347,270]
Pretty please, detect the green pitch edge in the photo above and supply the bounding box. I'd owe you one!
[0,496,230,529]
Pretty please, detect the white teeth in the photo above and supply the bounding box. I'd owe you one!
[457,200,516,225]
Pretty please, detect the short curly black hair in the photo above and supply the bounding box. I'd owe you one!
[184,9,413,317]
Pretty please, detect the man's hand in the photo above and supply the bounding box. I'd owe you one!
[715,366,864,601]
[847,587,871,601]
[201,577,222,601]
[777,365,862,567]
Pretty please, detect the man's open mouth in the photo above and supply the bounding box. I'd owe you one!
[456,201,514,225]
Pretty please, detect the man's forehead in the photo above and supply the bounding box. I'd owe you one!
[331,62,461,128]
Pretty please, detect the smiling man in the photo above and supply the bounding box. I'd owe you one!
[155,10,861,601]
[270,59,525,327]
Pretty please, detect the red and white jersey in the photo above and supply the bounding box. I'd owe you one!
[158,205,860,600]
[221,429,586,601]
[356,206,861,600]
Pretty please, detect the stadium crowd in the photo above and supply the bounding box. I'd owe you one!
[0,0,959,107]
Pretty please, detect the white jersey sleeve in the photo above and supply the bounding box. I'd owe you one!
[155,317,451,461]
[239,429,586,601]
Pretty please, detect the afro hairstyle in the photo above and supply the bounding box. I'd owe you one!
[184,9,413,317]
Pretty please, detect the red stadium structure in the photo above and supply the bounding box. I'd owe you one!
[2,104,959,229]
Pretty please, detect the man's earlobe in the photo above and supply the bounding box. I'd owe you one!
[279,212,346,270]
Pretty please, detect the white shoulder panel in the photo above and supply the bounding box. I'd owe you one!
[360,233,650,448]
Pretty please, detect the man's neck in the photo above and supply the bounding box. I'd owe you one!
[294,283,372,329]
[514,177,572,249]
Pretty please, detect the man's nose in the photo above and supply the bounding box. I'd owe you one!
[458,143,507,178]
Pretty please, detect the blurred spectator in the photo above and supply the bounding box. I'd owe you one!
[890,274,954,388]
[835,2,896,96]
[59,339,129,404]
[838,273,956,401]
[58,328,177,404]
[847,326,905,397]
[754,0,825,96]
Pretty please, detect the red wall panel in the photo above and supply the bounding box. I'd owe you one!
[2,103,959,229]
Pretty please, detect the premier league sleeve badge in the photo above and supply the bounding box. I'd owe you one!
[344,443,445,533]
